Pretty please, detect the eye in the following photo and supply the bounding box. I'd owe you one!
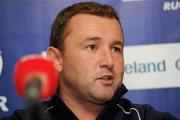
[86,45,97,51]
[112,47,122,53]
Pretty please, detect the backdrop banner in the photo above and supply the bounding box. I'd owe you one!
[0,0,180,118]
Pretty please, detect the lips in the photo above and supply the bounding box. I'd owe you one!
[96,75,114,86]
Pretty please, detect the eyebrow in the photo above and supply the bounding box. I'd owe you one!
[112,41,124,47]
[82,36,124,47]
[79,37,101,46]
[84,36,101,42]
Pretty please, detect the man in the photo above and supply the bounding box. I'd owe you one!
[1,1,177,120]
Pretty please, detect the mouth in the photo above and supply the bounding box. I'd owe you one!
[96,75,114,86]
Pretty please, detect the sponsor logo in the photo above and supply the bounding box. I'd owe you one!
[175,57,180,71]
[0,96,9,112]
[163,1,180,11]
[123,43,180,90]
[41,51,47,58]
[125,60,166,74]
[121,0,144,2]
[0,52,9,112]
[0,51,2,76]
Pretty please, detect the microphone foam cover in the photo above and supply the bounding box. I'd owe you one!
[14,55,59,100]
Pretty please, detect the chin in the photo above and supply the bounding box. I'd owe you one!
[96,97,113,105]
[95,93,114,104]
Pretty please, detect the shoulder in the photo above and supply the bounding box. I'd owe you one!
[0,99,53,120]
[134,104,177,120]
[0,109,25,120]
[118,98,177,120]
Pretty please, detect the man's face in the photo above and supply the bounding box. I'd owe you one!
[60,14,124,104]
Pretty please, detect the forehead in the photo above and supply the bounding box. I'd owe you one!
[68,13,121,29]
[64,13,124,42]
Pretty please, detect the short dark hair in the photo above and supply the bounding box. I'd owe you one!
[49,1,122,50]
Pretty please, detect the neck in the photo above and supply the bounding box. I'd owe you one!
[59,89,104,120]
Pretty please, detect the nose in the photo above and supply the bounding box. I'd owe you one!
[99,47,114,69]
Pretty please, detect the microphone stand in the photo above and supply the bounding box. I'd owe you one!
[24,77,48,120]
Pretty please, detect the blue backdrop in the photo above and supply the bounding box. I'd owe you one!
[0,0,180,118]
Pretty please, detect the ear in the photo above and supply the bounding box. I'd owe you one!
[47,47,63,72]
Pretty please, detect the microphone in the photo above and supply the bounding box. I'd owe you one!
[14,55,58,100]
[13,55,59,120]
